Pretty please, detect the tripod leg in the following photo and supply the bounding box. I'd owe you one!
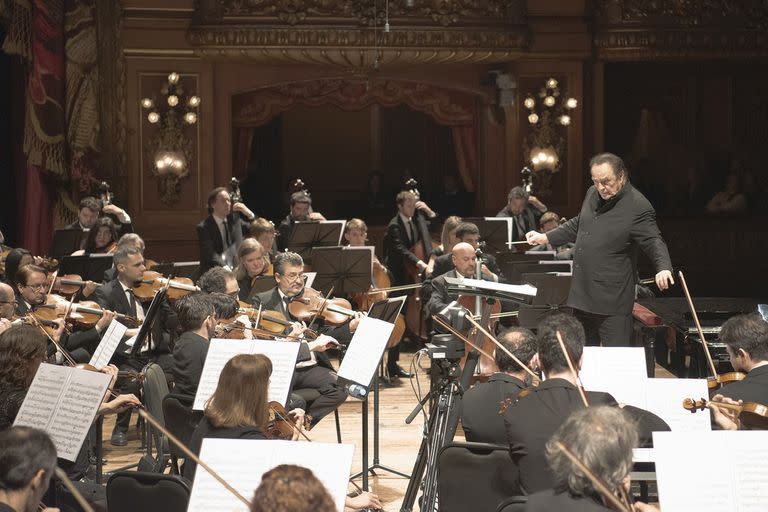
[400,396,439,512]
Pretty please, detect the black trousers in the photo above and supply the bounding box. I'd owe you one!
[574,309,633,347]
[113,352,174,433]
[290,364,347,426]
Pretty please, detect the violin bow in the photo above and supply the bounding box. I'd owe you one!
[31,317,78,367]
[678,271,719,379]
[556,331,589,408]
[47,269,58,295]
[553,442,631,512]
[432,315,496,362]
[272,406,312,442]
[54,467,95,512]
[462,313,538,380]
[305,285,335,333]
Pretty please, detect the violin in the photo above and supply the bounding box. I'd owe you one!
[32,294,140,328]
[46,273,91,297]
[238,303,319,339]
[76,363,145,383]
[287,286,357,326]
[264,401,311,441]
[683,397,768,430]
[133,270,199,302]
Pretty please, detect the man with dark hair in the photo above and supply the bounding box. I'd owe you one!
[460,327,537,444]
[198,267,238,297]
[0,426,57,512]
[496,186,548,241]
[526,407,660,511]
[716,313,768,404]
[65,195,134,236]
[503,312,668,494]
[526,152,674,346]
[276,191,326,252]
[197,187,256,273]
[254,252,350,425]
[172,292,218,398]
[430,222,501,281]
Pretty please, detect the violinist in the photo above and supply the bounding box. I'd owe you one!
[234,238,271,303]
[429,222,501,282]
[527,406,658,511]
[0,283,16,335]
[171,293,219,400]
[496,186,548,241]
[71,217,118,256]
[249,217,278,263]
[198,267,240,298]
[503,312,669,494]
[254,252,350,425]
[714,313,768,404]
[103,233,145,283]
[276,191,326,253]
[0,427,58,512]
[197,187,256,273]
[460,327,537,446]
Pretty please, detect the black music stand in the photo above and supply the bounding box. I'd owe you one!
[130,288,168,357]
[60,254,114,283]
[517,274,572,329]
[506,260,572,284]
[311,246,372,296]
[286,220,346,263]
[150,261,200,281]
[462,217,518,253]
[345,297,409,489]
[51,229,86,259]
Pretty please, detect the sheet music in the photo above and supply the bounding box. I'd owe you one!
[445,276,537,297]
[14,364,111,461]
[632,448,654,464]
[337,317,394,388]
[303,272,317,288]
[579,347,648,406]
[643,378,711,433]
[653,431,768,511]
[89,319,128,368]
[189,439,354,512]
[193,339,299,410]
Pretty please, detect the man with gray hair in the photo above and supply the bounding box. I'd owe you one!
[525,406,658,511]
[496,186,548,241]
[526,152,673,346]
[0,427,57,512]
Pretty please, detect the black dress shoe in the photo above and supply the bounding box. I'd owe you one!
[110,430,128,447]
[388,365,413,378]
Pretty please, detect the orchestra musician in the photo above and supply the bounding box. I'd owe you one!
[0,283,17,335]
[0,427,58,512]
[526,406,658,511]
[527,211,574,260]
[460,327,538,445]
[426,242,494,317]
[234,238,271,303]
[429,222,501,282]
[382,190,437,378]
[198,267,240,298]
[172,293,220,400]
[103,233,146,283]
[64,196,133,236]
[249,217,278,263]
[71,216,118,256]
[526,153,674,347]
[425,215,461,277]
[503,312,669,494]
[276,191,326,253]
[197,187,257,273]
[254,252,354,425]
[715,313,768,404]
[496,186,548,241]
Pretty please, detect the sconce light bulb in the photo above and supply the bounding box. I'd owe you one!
[527,113,539,124]
[155,158,166,170]
[184,112,198,124]
[163,156,173,166]
[523,97,535,109]
[147,112,160,124]
[566,97,578,109]
[537,152,546,161]
[384,22,390,33]
[544,96,556,107]
[167,95,179,107]
[168,72,180,84]
[559,115,571,126]
[188,96,201,107]
[532,156,540,164]
[172,159,184,170]
[546,78,558,89]
[547,155,555,164]
[141,98,154,109]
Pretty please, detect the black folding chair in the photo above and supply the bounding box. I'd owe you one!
[107,471,190,512]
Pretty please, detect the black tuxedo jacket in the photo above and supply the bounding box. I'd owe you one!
[382,213,433,286]
[495,204,543,241]
[461,372,527,445]
[525,489,613,512]
[276,214,293,253]
[65,215,133,237]
[426,270,461,318]
[92,278,176,355]
[547,184,672,316]
[503,378,669,493]
[172,331,209,398]
[196,214,248,273]
[719,365,768,405]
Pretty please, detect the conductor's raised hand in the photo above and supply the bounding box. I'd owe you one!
[525,230,548,246]
[655,270,674,291]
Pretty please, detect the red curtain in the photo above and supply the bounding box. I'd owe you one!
[232,127,255,181]
[451,124,479,193]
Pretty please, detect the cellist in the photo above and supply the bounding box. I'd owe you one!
[382,190,437,378]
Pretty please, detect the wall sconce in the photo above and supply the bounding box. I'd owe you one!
[521,77,578,196]
[141,72,200,205]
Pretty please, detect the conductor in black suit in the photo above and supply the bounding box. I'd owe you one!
[382,190,436,378]
[460,327,537,445]
[526,153,674,346]
[196,187,256,274]
[503,312,669,494]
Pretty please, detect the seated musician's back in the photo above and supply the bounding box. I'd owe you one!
[717,312,768,404]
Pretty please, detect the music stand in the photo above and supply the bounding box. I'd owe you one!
[130,288,168,357]
[346,296,409,489]
[151,261,201,281]
[311,246,372,296]
[517,274,572,329]
[444,277,537,306]
[60,255,114,283]
[462,217,518,253]
[51,229,86,259]
[286,220,345,264]
[506,261,572,284]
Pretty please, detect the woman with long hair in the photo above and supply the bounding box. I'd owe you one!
[72,217,118,256]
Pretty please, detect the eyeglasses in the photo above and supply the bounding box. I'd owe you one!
[278,272,303,282]
[0,300,17,306]
[23,283,46,290]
